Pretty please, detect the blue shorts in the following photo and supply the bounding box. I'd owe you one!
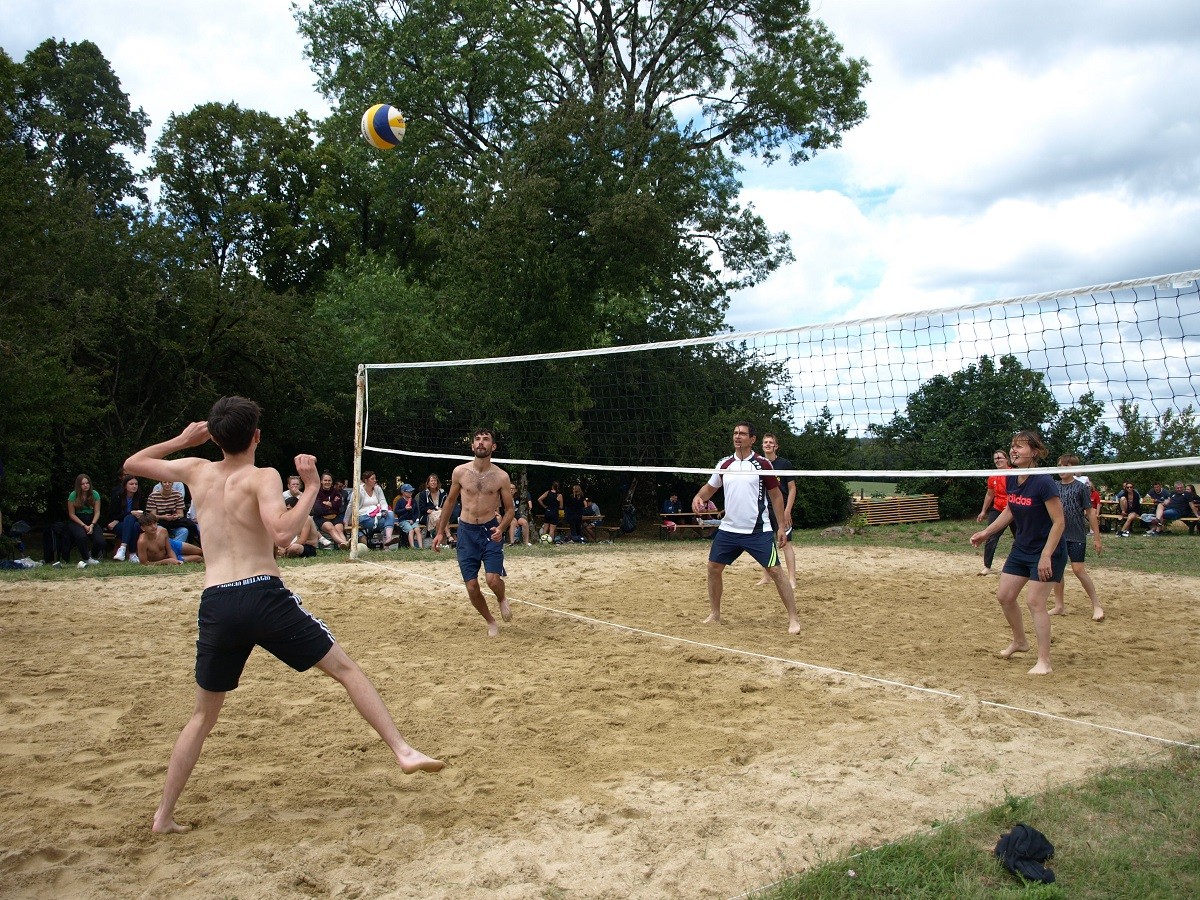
[1162,508,1188,522]
[398,519,420,534]
[708,529,778,568]
[1001,543,1067,582]
[456,518,506,583]
[196,575,334,692]
[169,538,184,561]
[1064,540,1086,564]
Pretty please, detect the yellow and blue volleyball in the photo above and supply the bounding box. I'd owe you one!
[360,104,406,149]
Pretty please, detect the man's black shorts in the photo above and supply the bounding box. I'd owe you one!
[195,575,334,692]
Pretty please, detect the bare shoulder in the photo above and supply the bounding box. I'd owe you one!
[493,465,513,488]
[449,462,470,483]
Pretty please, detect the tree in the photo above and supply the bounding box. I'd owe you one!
[297,0,869,348]
[5,39,149,213]
[150,102,327,292]
[870,355,1061,518]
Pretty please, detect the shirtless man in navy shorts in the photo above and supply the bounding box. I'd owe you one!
[432,428,516,637]
[124,396,442,835]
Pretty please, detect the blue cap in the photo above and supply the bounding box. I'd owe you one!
[401,483,414,492]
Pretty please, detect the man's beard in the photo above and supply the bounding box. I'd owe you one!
[473,447,490,458]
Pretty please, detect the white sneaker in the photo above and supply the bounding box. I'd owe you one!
[318,536,333,549]
[77,560,88,569]
[114,545,127,561]
[52,561,62,568]
[128,554,140,564]
[86,557,100,566]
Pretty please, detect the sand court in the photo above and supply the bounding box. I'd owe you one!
[1,544,1197,898]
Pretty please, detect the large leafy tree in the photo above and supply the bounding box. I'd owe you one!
[870,355,1062,517]
[5,38,149,213]
[297,0,869,348]
[150,102,327,292]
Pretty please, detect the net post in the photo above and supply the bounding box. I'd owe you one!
[350,365,365,559]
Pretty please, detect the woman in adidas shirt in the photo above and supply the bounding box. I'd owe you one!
[970,430,1065,675]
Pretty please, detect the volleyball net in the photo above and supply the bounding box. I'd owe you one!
[356,269,1200,487]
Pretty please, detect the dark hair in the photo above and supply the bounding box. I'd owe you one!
[1057,454,1080,467]
[284,496,299,509]
[208,396,262,454]
[1011,429,1048,461]
[137,511,158,526]
[473,427,496,441]
[362,470,376,482]
[73,474,92,498]
[734,420,756,437]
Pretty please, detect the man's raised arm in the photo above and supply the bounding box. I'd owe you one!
[124,422,211,485]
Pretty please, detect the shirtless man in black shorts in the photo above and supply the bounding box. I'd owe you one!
[431,428,516,637]
[124,396,442,835]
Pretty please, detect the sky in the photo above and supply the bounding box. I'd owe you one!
[4,0,1199,333]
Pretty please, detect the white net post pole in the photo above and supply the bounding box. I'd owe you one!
[349,365,366,559]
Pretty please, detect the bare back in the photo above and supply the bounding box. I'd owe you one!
[185,457,286,586]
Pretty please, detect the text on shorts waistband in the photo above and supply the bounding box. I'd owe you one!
[206,574,280,591]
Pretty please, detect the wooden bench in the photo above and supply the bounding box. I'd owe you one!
[850,494,940,525]
[659,511,723,538]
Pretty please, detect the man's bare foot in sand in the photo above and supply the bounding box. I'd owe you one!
[977,567,991,576]
[704,613,721,625]
[754,578,769,587]
[999,641,1029,658]
[1027,661,1053,675]
[152,814,192,835]
[1092,607,1105,622]
[486,621,500,638]
[397,746,445,773]
[787,619,801,635]
[499,599,512,622]
[1048,605,1065,616]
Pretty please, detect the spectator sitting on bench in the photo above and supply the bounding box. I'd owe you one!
[107,473,144,562]
[67,473,106,567]
[1147,481,1200,535]
[147,479,200,546]
[137,511,203,565]
[661,491,683,538]
[583,496,601,542]
[507,484,533,546]
[393,483,424,549]
[313,471,350,549]
[357,471,397,549]
[1115,481,1143,536]
[277,497,320,557]
[1145,481,1169,507]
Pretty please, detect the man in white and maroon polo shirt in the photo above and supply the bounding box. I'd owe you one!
[692,421,801,635]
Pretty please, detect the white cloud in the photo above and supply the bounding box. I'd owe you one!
[1,1,328,144]
[729,0,1200,332]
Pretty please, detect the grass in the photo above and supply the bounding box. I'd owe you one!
[754,746,1200,899]
[792,517,1199,577]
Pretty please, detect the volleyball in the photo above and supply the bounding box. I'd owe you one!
[360,104,406,149]
[357,542,370,554]
[540,534,553,544]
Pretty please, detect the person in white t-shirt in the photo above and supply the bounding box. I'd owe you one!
[692,421,800,635]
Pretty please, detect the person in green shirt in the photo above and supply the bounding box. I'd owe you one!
[66,473,106,567]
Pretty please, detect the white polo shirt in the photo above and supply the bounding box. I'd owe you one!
[707,453,779,534]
